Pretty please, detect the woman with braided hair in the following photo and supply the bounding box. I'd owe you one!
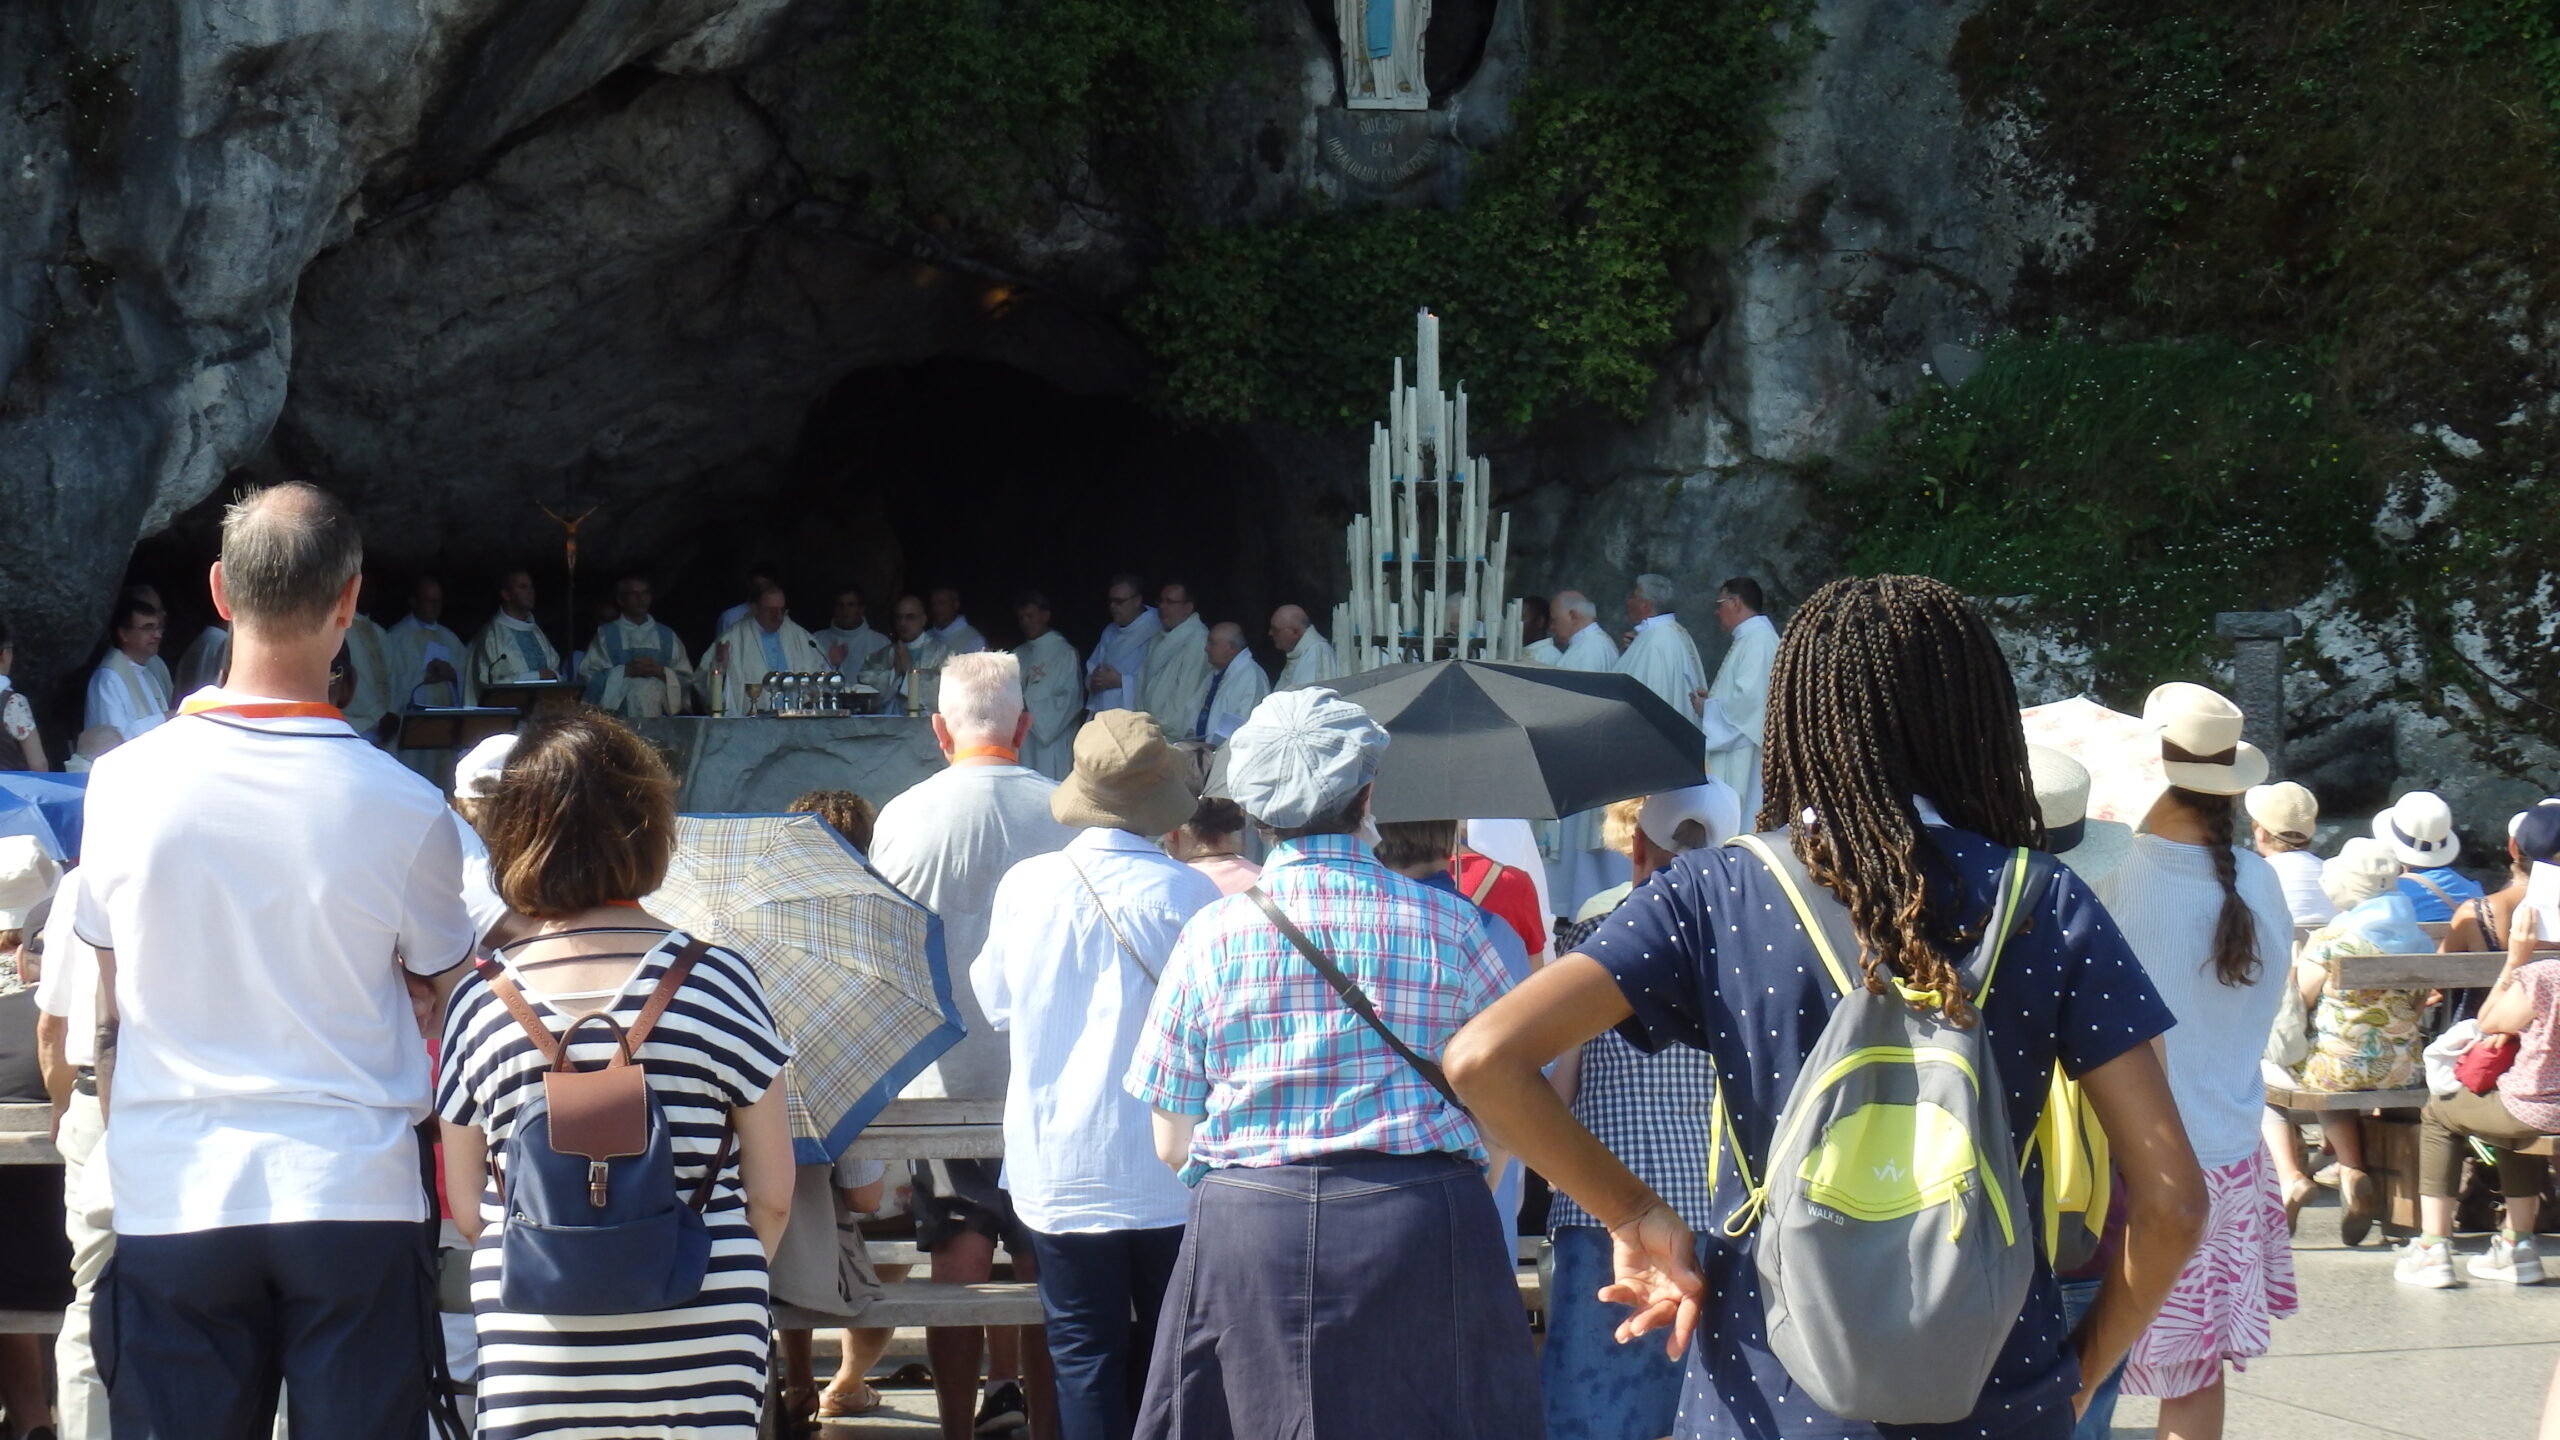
[2087,684,2298,1439]
[1448,575,2208,1440]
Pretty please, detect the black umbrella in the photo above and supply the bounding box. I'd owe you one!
[1324,660,1706,822]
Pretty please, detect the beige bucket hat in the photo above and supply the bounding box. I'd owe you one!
[1052,711,1201,837]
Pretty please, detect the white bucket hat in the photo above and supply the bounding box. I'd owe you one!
[0,835,62,930]
[2322,836,2403,911]
[2142,682,2268,796]
[2029,745,2134,882]
[2372,790,2460,868]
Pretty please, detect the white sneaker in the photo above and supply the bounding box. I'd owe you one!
[2395,1237,2460,1289]
[2470,1233,2547,1285]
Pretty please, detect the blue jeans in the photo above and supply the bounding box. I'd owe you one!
[1539,1226,1686,1440]
[1025,1225,1184,1440]
[99,1220,437,1440]
[2056,1277,2124,1440]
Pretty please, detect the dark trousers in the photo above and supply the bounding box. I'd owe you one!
[1025,1224,1185,1440]
[100,1220,435,1440]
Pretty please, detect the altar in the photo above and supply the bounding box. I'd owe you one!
[629,715,947,816]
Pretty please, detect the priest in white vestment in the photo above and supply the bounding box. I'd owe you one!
[84,598,170,742]
[1138,582,1214,739]
[1085,575,1159,715]
[387,577,467,710]
[582,575,695,719]
[1519,597,1558,665]
[856,593,954,714]
[1614,573,1706,740]
[124,584,177,701]
[1270,605,1342,690]
[927,586,988,655]
[466,569,564,702]
[812,587,892,678]
[173,623,230,694]
[1012,591,1083,780]
[342,611,400,741]
[706,583,833,715]
[1701,578,1780,821]
[1196,623,1271,748]
[1545,592,1628,915]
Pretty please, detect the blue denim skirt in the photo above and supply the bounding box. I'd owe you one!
[1133,1151,1545,1440]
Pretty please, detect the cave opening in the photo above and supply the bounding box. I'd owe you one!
[129,356,1306,681]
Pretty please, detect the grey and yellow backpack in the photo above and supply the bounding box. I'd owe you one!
[1711,832,2054,1425]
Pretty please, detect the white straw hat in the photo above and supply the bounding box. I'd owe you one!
[1638,781,1743,854]
[2372,790,2460,868]
[2322,837,2402,911]
[2029,745,2134,881]
[2141,682,2268,796]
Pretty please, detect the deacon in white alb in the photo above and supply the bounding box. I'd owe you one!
[85,595,171,742]
[1269,605,1342,690]
[464,568,562,701]
[812,587,892,679]
[1700,577,1780,820]
[1613,573,1705,740]
[1545,591,1627,916]
[1138,581,1214,739]
[342,609,400,741]
[928,587,989,656]
[1195,622,1271,747]
[386,577,467,710]
[1085,574,1159,715]
[857,594,954,713]
[1012,590,1083,781]
[581,574,694,719]
[706,582,832,715]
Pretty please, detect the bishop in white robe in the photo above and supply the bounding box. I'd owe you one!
[1270,606,1342,690]
[1546,594,1627,916]
[813,588,892,678]
[583,578,694,719]
[1702,585,1780,820]
[1139,589,1214,739]
[1013,594,1083,780]
[857,595,953,713]
[1086,584,1160,714]
[707,587,833,715]
[1196,623,1271,747]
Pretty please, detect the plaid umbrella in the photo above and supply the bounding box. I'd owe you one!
[646,812,960,1163]
[2021,696,2162,828]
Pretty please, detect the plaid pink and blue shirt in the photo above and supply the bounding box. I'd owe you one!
[1125,833,1516,1184]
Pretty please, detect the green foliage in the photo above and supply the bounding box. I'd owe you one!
[2467,0,2560,122]
[1133,1,1819,429]
[813,0,1248,226]
[1835,338,2368,688]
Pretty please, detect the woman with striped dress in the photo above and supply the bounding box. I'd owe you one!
[436,712,795,1439]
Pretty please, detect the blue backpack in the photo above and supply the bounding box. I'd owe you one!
[481,939,732,1316]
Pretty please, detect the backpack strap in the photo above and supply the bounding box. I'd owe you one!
[1731,833,1859,999]
[628,936,713,1051]
[1245,885,1470,1117]
[1463,856,1506,907]
[478,956,565,1066]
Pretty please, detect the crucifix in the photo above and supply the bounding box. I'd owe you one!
[539,502,600,661]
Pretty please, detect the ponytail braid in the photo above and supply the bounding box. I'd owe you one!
[2176,786,2263,987]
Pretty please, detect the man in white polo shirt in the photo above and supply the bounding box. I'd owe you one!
[75,482,475,1439]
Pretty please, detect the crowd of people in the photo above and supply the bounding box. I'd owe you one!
[0,485,2553,1440]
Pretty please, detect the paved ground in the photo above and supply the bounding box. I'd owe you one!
[805,1200,2554,1439]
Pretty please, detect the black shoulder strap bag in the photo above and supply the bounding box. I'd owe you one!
[1244,885,1470,1116]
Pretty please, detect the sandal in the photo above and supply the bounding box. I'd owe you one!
[783,1381,822,1435]
[2282,1175,2318,1236]
[818,1380,884,1418]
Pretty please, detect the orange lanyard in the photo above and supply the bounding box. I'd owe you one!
[952,745,1020,763]
[177,695,346,721]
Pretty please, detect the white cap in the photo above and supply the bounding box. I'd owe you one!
[1638,782,1742,854]
[0,836,61,930]
[455,733,519,801]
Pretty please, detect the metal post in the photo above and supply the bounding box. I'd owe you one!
[2213,611,2302,778]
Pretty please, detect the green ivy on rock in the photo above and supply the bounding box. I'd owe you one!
[1133,1,1820,429]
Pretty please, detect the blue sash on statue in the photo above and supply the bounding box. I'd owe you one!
[1366,0,1396,59]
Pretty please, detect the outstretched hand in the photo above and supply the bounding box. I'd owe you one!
[1600,1201,1707,1359]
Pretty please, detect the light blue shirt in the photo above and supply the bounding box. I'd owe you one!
[757,627,787,674]
[972,828,1220,1232]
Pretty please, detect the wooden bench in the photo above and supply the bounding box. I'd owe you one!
[0,1102,58,1165]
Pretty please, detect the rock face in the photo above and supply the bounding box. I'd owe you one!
[2,0,2549,827]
